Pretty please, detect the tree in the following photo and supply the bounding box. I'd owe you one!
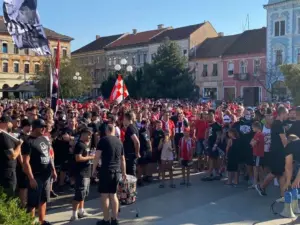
[139,38,196,99]
[34,59,92,99]
[280,64,300,105]
[100,72,116,99]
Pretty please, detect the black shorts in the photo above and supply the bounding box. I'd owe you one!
[263,152,271,168]
[181,160,193,168]
[60,161,69,172]
[239,147,253,166]
[227,155,239,172]
[269,152,285,177]
[74,176,90,202]
[27,177,50,208]
[125,156,137,177]
[137,151,151,165]
[16,166,28,189]
[208,147,219,159]
[253,156,264,167]
[151,150,161,163]
[98,170,121,194]
[0,170,17,197]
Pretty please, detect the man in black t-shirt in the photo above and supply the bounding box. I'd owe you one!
[93,124,126,225]
[287,107,300,138]
[255,107,288,198]
[123,111,140,176]
[0,116,22,197]
[202,113,222,181]
[71,128,94,221]
[285,138,300,189]
[22,119,57,225]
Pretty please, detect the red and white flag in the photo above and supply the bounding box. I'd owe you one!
[109,75,129,104]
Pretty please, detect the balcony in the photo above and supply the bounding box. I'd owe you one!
[233,73,249,81]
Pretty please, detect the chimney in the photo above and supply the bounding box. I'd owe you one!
[96,35,101,39]
[218,32,224,37]
[157,24,164,30]
[132,29,137,34]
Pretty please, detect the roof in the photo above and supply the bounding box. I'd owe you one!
[106,29,167,50]
[223,27,266,56]
[0,16,73,42]
[192,34,240,59]
[72,34,124,55]
[149,23,205,43]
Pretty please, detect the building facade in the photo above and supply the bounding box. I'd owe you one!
[0,16,72,98]
[264,0,300,97]
[72,34,125,97]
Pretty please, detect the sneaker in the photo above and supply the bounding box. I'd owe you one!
[276,197,285,203]
[70,216,78,221]
[255,184,267,196]
[97,220,110,225]
[111,218,120,225]
[78,211,92,218]
[42,221,53,225]
[248,184,255,189]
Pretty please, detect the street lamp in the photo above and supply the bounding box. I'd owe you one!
[114,58,133,101]
[73,72,82,81]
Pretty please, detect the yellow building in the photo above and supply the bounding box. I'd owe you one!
[0,16,73,98]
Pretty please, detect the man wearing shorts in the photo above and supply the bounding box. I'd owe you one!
[93,124,127,225]
[22,119,57,225]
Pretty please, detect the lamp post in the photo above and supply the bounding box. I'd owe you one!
[73,72,82,97]
[114,58,133,101]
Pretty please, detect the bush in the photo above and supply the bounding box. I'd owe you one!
[0,188,37,225]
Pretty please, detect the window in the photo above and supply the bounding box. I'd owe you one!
[137,54,141,64]
[2,62,8,72]
[212,63,218,76]
[24,64,30,73]
[297,49,300,64]
[14,45,19,54]
[24,49,29,55]
[203,88,217,99]
[14,63,19,73]
[62,48,67,58]
[143,54,147,64]
[34,64,40,74]
[239,60,247,74]
[202,64,208,77]
[53,48,57,58]
[275,50,283,65]
[254,59,261,75]
[228,62,234,75]
[183,49,188,56]
[132,56,135,65]
[2,43,8,53]
[274,20,285,36]
[151,53,156,60]
[108,58,112,66]
[113,58,116,65]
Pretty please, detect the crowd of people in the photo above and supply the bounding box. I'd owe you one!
[0,98,300,225]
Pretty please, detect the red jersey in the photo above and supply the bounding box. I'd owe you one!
[195,120,208,140]
[253,132,264,157]
[179,137,195,160]
[162,119,175,137]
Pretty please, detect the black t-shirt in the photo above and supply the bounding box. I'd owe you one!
[270,120,285,153]
[287,120,300,138]
[208,122,222,146]
[21,136,52,179]
[97,136,124,171]
[286,140,300,162]
[74,141,91,178]
[151,129,165,150]
[52,139,70,165]
[232,119,254,148]
[123,124,139,156]
[0,133,17,171]
[88,121,100,148]
[139,127,151,153]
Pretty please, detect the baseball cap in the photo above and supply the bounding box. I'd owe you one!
[0,115,12,123]
[21,119,32,128]
[223,115,232,123]
[32,119,47,129]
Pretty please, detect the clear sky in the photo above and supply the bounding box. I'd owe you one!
[2,0,269,51]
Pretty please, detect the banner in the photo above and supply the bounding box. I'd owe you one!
[51,41,60,112]
[3,0,51,56]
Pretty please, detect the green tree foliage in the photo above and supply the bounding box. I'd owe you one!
[100,72,117,99]
[101,38,197,99]
[0,188,37,225]
[280,64,300,105]
[34,59,92,98]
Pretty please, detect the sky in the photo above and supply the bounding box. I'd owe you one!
[1,0,269,51]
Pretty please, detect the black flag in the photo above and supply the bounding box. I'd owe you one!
[3,0,51,56]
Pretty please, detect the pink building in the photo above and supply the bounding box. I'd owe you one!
[222,28,267,106]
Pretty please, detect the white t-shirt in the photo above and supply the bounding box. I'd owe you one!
[262,125,271,152]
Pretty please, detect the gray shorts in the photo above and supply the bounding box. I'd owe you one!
[27,177,50,208]
[74,176,90,202]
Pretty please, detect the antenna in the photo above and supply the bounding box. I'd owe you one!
[242,14,250,31]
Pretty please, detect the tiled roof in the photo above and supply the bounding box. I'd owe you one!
[223,27,266,56]
[72,34,125,54]
[150,23,205,43]
[0,16,73,41]
[192,34,240,59]
[105,29,167,50]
